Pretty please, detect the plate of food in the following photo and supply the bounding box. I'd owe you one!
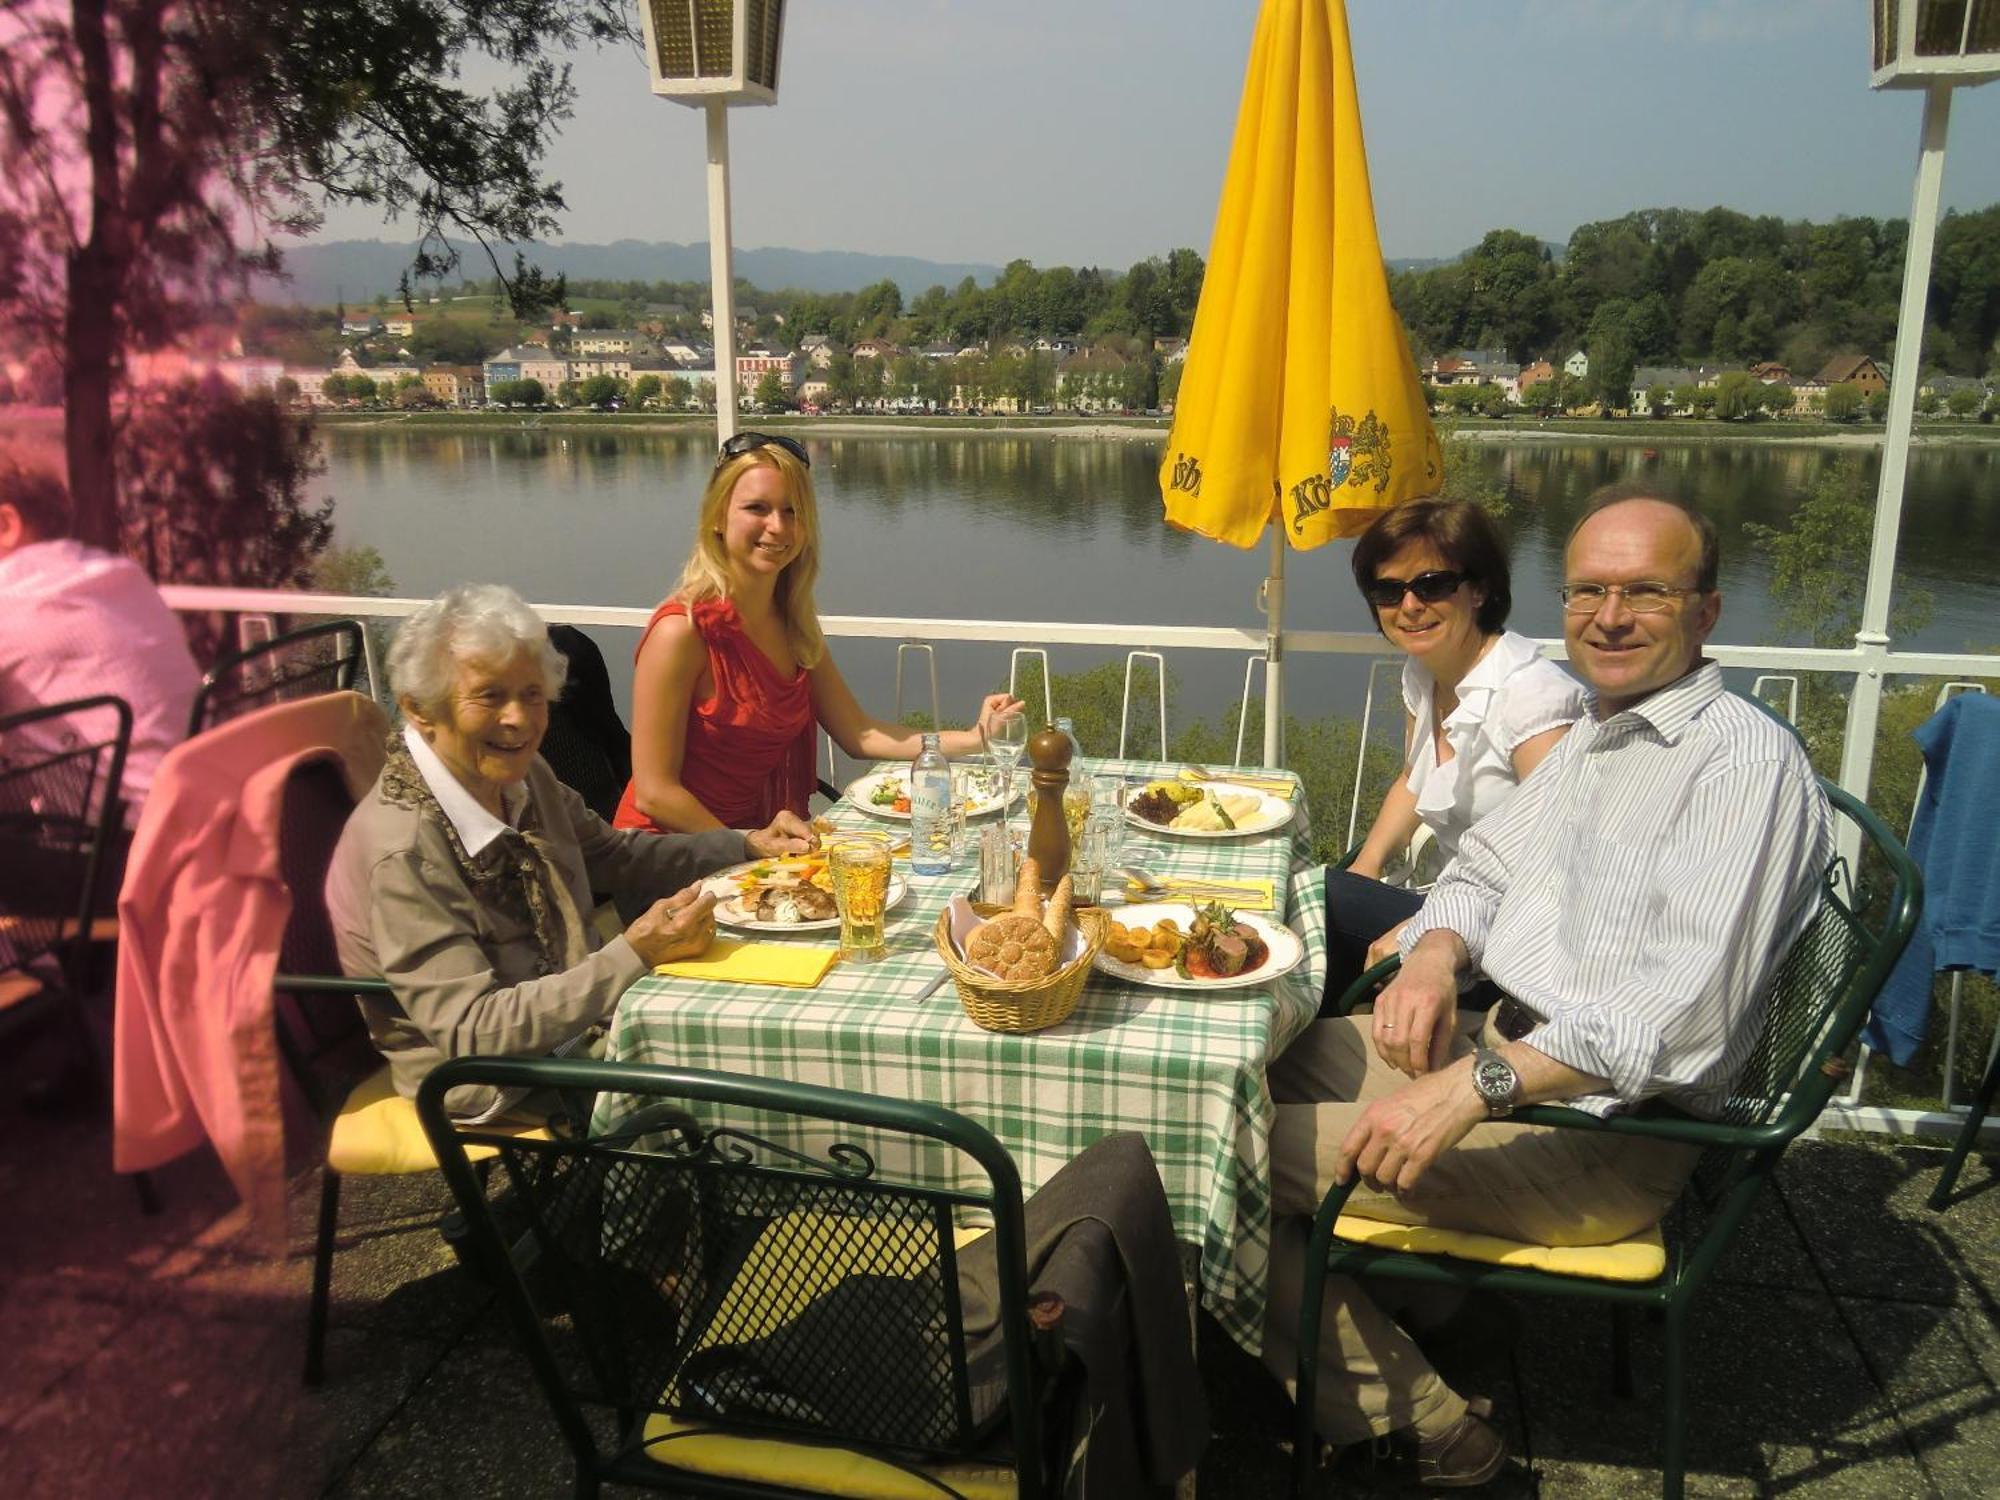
[1092,900,1303,991]
[702,855,909,933]
[1124,779,1294,839]
[846,763,1014,821]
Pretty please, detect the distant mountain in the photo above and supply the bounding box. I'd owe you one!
[260,238,1002,304]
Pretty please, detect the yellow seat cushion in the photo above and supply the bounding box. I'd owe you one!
[640,1212,1012,1497]
[0,969,46,1013]
[325,1064,547,1176]
[1333,1213,1667,1283]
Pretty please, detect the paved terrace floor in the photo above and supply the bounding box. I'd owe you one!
[3,1014,1997,1500]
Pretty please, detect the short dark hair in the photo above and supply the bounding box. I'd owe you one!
[1568,480,1718,593]
[1349,497,1512,634]
[0,459,72,541]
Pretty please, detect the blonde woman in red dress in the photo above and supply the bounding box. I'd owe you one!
[614,432,1020,839]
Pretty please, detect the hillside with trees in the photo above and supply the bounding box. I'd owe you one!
[1389,205,2000,383]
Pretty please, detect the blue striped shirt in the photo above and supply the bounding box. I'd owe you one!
[1400,662,1832,1118]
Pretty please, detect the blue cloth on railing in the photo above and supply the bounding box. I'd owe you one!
[1868,694,2000,1065]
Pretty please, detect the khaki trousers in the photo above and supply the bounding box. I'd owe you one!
[1259,1011,1700,1444]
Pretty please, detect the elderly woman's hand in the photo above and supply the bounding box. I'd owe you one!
[625,886,718,967]
[746,810,816,859]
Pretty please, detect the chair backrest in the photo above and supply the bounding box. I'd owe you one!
[0,696,131,975]
[419,1055,1046,1497]
[1687,779,1920,1207]
[190,620,367,738]
[268,757,381,1116]
[539,624,631,822]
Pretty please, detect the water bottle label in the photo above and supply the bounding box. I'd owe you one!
[909,773,953,872]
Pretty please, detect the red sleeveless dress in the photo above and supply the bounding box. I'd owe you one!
[612,598,818,832]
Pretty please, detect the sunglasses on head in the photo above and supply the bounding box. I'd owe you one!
[717,431,810,470]
[1364,569,1467,609]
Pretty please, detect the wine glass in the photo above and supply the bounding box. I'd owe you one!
[986,712,1028,807]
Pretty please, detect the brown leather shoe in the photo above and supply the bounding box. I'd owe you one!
[1414,1399,1507,1488]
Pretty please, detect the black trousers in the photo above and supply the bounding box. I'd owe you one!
[1319,868,1501,1018]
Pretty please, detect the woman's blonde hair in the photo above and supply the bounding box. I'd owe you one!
[674,445,826,668]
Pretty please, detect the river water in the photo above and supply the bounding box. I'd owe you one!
[320,427,2000,752]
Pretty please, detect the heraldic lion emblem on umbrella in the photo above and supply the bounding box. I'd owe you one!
[1291,405,1394,533]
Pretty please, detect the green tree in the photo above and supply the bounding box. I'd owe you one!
[392,381,436,409]
[663,375,691,410]
[1916,389,1943,416]
[754,370,791,411]
[576,373,623,407]
[515,377,547,407]
[274,375,301,406]
[1867,389,1891,422]
[555,378,581,408]
[1945,385,1982,418]
[1823,381,1863,422]
[631,373,662,407]
[117,377,330,658]
[1643,382,1670,418]
[1712,370,1762,421]
[347,374,378,405]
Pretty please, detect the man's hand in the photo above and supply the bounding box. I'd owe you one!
[1370,932,1464,1077]
[1334,1064,1487,1195]
[625,886,718,966]
[745,810,817,859]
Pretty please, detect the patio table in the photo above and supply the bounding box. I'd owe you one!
[598,755,1325,1354]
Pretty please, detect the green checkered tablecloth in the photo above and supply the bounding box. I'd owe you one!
[600,756,1328,1355]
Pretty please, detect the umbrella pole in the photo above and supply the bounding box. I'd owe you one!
[1263,530,1285,768]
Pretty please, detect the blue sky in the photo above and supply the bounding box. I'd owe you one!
[318,0,2000,268]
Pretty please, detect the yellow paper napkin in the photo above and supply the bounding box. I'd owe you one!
[1147,876,1277,911]
[654,939,839,988]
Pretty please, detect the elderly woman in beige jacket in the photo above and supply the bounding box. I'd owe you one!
[326,584,813,1121]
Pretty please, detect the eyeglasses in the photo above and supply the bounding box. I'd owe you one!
[1363,569,1467,609]
[1559,581,1703,614]
[717,431,810,470]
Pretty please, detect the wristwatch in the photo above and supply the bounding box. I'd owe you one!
[1471,1045,1520,1118]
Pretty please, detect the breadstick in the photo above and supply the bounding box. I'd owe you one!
[1043,873,1073,943]
[1012,858,1043,918]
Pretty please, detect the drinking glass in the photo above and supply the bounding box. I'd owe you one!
[978,823,1022,907]
[825,831,893,962]
[1070,820,1112,906]
[987,714,1028,800]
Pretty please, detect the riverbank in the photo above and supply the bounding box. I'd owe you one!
[308,408,2000,448]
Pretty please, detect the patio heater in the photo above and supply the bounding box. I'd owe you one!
[1836,2,2000,818]
[636,0,787,443]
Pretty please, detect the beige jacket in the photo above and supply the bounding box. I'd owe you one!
[326,750,746,1118]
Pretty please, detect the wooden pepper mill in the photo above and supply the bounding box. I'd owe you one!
[1024,722,1072,894]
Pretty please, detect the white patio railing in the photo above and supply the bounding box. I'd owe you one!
[159,583,1999,1150]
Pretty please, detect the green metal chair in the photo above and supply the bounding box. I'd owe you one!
[1292,780,1921,1500]
[189,619,367,737]
[418,1054,1055,1499]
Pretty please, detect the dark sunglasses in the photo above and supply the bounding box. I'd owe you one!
[717,431,810,470]
[1363,569,1467,609]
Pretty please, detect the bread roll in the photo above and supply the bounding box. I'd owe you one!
[1013,858,1043,918]
[965,913,1058,982]
[1043,874,1073,943]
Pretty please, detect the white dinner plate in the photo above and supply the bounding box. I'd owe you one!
[701,857,909,933]
[845,764,1014,822]
[1123,781,1295,840]
[1092,901,1304,991]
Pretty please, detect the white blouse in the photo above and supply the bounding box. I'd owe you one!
[1400,630,1587,864]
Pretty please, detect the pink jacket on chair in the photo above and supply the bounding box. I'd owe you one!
[113,691,387,1249]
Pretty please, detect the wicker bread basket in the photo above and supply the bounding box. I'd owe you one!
[932,902,1109,1034]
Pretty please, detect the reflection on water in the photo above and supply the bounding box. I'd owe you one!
[318,429,2000,731]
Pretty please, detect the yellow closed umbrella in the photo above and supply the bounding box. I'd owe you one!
[1160,0,1439,762]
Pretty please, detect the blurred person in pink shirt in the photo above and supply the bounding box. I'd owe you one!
[0,451,200,871]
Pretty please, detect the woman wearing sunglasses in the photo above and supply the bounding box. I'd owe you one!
[1321,496,1586,1013]
[613,432,1020,850]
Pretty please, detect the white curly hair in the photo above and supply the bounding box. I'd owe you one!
[387,583,566,718]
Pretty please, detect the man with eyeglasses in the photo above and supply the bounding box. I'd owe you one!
[1260,481,1831,1486]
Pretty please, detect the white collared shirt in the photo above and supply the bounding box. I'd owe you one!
[401,722,527,855]
[1400,630,1587,863]
[1402,663,1833,1118]
[0,539,201,823]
